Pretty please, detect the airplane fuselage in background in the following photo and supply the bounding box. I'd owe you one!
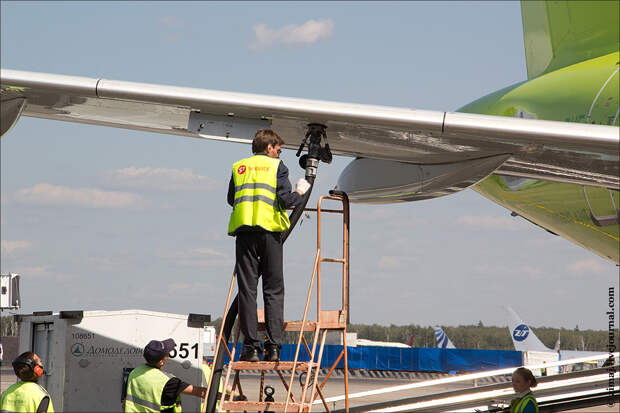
[461,52,619,263]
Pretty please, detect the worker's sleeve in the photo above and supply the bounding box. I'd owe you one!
[36,396,50,413]
[161,377,190,407]
[276,162,302,208]
[227,173,235,206]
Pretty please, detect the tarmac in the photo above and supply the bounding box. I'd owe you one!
[1,365,616,411]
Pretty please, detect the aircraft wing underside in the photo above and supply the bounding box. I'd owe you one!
[1,69,618,194]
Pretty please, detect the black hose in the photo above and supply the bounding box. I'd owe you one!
[281,175,315,243]
[205,174,316,412]
[205,295,238,412]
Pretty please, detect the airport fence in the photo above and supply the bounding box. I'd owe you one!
[225,344,522,373]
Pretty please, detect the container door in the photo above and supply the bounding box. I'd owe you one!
[33,322,54,388]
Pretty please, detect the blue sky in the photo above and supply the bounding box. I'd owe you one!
[1,1,617,334]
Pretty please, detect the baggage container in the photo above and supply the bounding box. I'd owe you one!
[523,350,559,376]
[16,309,210,412]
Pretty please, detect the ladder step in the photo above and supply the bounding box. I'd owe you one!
[257,320,318,332]
[321,257,345,263]
[230,361,310,371]
[222,401,308,412]
[284,321,318,331]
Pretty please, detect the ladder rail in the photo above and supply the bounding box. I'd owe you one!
[221,321,243,411]
[316,194,351,412]
[203,269,237,411]
[309,330,329,411]
[284,250,321,412]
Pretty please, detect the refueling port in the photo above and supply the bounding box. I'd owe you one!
[296,123,332,181]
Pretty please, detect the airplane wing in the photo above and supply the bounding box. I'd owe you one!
[1,69,618,202]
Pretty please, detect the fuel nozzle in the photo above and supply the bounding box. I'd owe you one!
[297,123,331,183]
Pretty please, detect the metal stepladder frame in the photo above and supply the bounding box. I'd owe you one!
[204,192,350,412]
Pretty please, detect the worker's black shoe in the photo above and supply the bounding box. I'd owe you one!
[239,347,260,362]
[264,344,280,362]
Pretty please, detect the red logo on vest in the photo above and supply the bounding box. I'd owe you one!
[237,165,246,174]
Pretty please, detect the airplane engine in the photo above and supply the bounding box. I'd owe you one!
[335,154,510,203]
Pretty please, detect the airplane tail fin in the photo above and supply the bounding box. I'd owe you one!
[434,326,456,349]
[505,306,552,352]
[520,0,619,79]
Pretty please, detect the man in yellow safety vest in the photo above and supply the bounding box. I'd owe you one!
[124,338,207,412]
[0,351,54,412]
[228,129,310,362]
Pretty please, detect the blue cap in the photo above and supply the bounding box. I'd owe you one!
[143,338,176,363]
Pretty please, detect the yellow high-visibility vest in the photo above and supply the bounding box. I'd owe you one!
[509,392,538,413]
[200,363,223,412]
[228,155,290,235]
[0,381,55,413]
[125,365,181,412]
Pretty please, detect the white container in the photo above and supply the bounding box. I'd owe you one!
[203,326,217,360]
[0,273,20,309]
[523,350,559,376]
[16,309,210,412]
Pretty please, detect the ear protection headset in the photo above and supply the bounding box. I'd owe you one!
[12,355,44,379]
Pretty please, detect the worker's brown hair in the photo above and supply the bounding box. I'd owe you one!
[513,367,537,388]
[252,129,284,154]
[12,351,38,381]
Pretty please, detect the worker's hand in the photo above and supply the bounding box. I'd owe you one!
[296,178,311,195]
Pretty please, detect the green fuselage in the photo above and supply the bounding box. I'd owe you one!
[460,52,619,263]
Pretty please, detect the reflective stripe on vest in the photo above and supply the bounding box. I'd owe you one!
[510,393,538,413]
[0,381,54,413]
[228,155,290,235]
[125,365,179,412]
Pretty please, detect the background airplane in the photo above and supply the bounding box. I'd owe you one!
[0,1,617,330]
[506,307,607,360]
[433,327,456,349]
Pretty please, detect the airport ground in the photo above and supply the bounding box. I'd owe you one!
[1,365,615,412]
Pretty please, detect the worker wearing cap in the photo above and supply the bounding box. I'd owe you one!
[228,129,310,362]
[124,338,207,412]
[1,351,54,413]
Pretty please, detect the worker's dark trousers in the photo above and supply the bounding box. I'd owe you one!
[235,231,284,350]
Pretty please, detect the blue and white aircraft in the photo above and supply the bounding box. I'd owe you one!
[433,326,456,349]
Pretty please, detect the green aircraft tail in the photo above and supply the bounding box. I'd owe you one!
[521,0,619,79]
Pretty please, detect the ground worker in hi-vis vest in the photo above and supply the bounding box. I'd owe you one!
[0,351,54,413]
[509,367,539,413]
[124,339,207,413]
[200,357,226,412]
[228,129,310,363]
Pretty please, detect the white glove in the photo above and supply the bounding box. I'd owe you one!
[296,178,311,195]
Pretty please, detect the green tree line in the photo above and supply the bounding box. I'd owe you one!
[207,318,617,352]
[348,323,617,352]
[1,315,18,336]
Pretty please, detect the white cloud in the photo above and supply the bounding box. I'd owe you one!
[192,247,227,257]
[14,183,145,209]
[164,246,231,268]
[377,255,417,270]
[474,263,545,280]
[1,240,32,255]
[456,215,522,230]
[159,16,183,27]
[12,265,50,277]
[103,167,222,192]
[249,19,334,51]
[567,259,610,275]
[168,282,191,292]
